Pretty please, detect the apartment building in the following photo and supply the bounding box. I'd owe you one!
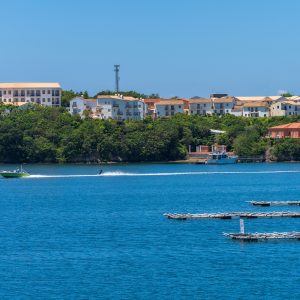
[96,95,147,121]
[0,82,61,107]
[212,96,236,115]
[189,98,213,115]
[70,97,97,117]
[242,101,269,117]
[155,99,185,117]
[270,101,300,116]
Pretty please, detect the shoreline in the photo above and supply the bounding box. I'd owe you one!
[1,160,300,165]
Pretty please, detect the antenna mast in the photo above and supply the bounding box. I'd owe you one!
[114,64,120,92]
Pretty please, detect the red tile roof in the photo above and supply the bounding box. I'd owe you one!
[269,123,300,130]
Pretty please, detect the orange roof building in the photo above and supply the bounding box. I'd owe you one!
[268,123,300,138]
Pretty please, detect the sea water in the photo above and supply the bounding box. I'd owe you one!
[0,163,300,299]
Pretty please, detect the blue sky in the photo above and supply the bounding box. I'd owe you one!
[1,0,299,97]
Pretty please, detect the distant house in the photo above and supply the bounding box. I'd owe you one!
[70,97,97,117]
[97,95,147,121]
[268,123,300,138]
[189,98,213,115]
[212,96,236,115]
[155,99,185,117]
[270,101,300,117]
[242,101,269,117]
[144,98,161,118]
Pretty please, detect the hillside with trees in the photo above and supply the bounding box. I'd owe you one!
[1,105,300,163]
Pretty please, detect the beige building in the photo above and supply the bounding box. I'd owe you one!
[270,101,300,116]
[0,82,61,107]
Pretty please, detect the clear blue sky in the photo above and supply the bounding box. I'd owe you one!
[1,0,299,98]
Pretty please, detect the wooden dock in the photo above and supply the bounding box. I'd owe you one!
[249,201,300,207]
[224,232,300,241]
[164,212,300,220]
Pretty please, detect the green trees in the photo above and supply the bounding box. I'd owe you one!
[1,104,300,163]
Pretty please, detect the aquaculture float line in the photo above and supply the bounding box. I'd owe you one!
[164,212,300,220]
[249,201,300,207]
[224,232,300,241]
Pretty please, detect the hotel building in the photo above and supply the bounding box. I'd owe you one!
[0,82,62,107]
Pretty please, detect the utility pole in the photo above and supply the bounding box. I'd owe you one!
[114,64,120,92]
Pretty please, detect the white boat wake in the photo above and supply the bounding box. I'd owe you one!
[24,170,300,179]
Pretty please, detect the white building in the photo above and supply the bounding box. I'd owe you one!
[189,98,213,115]
[0,82,61,107]
[212,96,236,115]
[242,101,269,117]
[70,97,97,117]
[155,100,185,117]
[96,95,147,121]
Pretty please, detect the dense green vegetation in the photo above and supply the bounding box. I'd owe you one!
[1,105,300,163]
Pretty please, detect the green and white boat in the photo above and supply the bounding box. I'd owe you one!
[0,166,30,178]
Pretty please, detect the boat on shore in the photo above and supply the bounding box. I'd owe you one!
[0,166,30,178]
[206,151,238,164]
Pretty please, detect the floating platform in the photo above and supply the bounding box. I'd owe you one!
[224,232,300,241]
[249,201,300,207]
[164,212,300,220]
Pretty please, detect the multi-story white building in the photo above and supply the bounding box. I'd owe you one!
[242,101,269,117]
[155,100,185,117]
[0,82,61,107]
[189,98,213,115]
[70,97,98,117]
[96,95,147,121]
[212,96,236,115]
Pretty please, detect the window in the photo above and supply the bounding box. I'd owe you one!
[36,90,41,96]
[8,90,11,95]
[178,105,181,108]
[48,98,50,102]
[47,90,50,94]
[42,98,45,102]
[21,90,25,96]
[3,91,6,95]
[42,90,45,94]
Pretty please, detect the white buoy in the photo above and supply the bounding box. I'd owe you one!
[240,219,245,234]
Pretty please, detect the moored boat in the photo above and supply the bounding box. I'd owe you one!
[0,165,30,178]
[206,151,238,164]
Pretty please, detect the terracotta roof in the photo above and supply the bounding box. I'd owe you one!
[213,96,236,103]
[97,95,143,101]
[188,98,212,104]
[242,101,268,107]
[281,101,300,106]
[288,96,300,101]
[156,100,184,106]
[0,82,61,89]
[236,96,283,102]
[269,123,300,130]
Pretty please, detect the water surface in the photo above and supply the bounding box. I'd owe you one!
[1,163,300,299]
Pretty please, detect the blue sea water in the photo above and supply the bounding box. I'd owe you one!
[1,163,300,299]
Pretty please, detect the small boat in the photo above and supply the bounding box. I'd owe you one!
[0,165,30,178]
[206,151,238,164]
